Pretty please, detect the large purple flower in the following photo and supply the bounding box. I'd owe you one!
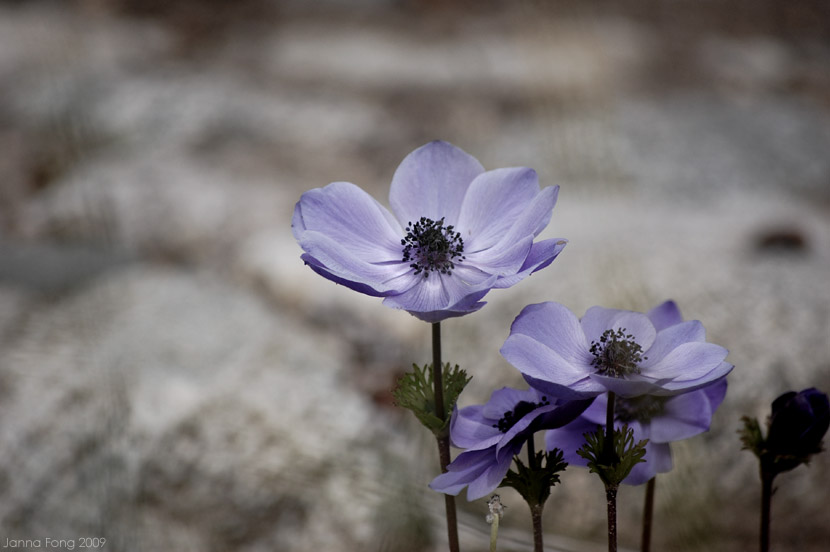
[291,141,566,322]
[429,386,591,500]
[500,300,733,399]
[546,378,728,485]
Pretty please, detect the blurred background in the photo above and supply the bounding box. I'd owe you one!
[1,0,829,550]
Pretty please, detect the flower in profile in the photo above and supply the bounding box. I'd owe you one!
[429,387,591,500]
[500,300,733,399]
[546,377,728,484]
[291,141,566,322]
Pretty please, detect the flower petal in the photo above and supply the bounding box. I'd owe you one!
[587,373,661,398]
[501,333,593,389]
[580,307,657,352]
[646,300,684,331]
[429,448,494,496]
[465,185,559,266]
[649,390,714,442]
[298,231,412,295]
[381,269,497,322]
[654,361,733,395]
[293,181,403,262]
[466,446,518,501]
[490,238,568,289]
[506,302,592,364]
[451,404,504,451]
[645,342,730,383]
[641,320,706,367]
[624,442,672,485]
[545,416,599,462]
[389,141,484,226]
[456,167,542,251]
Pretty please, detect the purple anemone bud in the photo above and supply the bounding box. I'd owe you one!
[766,388,830,462]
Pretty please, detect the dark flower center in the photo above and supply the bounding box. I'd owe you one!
[401,217,465,278]
[492,397,550,433]
[615,395,668,423]
[589,328,647,378]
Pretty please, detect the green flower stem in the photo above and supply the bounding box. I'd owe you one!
[489,510,499,552]
[641,477,656,552]
[432,322,459,552]
[606,484,618,552]
[605,392,617,464]
[760,470,775,552]
[524,436,544,552]
[605,391,618,552]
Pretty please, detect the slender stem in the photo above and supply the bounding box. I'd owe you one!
[605,392,617,462]
[531,504,544,552]
[641,477,656,552]
[606,485,618,552]
[432,322,459,552]
[526,435,544,552]
[527,433,537,470]
[760,470,775,552]
[489,511,499,552]
[605,392,618,552]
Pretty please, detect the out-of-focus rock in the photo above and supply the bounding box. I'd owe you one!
[0,268,428,551]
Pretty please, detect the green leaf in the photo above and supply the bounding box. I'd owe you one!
[500,449,568,508]
[392,363,470,437]
[577,425,648,488]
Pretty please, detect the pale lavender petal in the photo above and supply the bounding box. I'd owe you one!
[702,377,729,411]
[466,447,518,500]
[293,182,403,262]
[381,269,497,322]
[389,141,484,226]
[429,448,494,496]
[491,238,567,289]
[545,416,599,463]
[298,231,412,295]
[506,302,593,364]
[580,393,609,425]
[501,333,593,388]
[482,387,535,420]
[587,373,660,398]
[646,300,684,331]
[655,361,733,395]
[524,374,602,400]
[450,405,503,451]
[467,185,559,265]
[624,442,672,485]
[650,390,713,442]
[641,320,706,368]
[645,342,730,382]
[456,167,541,252]
[465,235,534,277]
[580,308,657,352]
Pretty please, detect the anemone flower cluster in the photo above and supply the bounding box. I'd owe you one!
[291,140,566,322]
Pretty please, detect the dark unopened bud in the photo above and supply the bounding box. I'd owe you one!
[766,388,830,467]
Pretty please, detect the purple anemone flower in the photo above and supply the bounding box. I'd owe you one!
[429,386,591,500]
[291,141,566,322]
[500,300,733,399]
[546,377,728,485]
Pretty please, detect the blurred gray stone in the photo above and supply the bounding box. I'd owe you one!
[0,267,427,551]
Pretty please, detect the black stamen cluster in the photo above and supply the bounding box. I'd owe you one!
[492,397,550,433]
[615,395,667,423]
[589,328,647,378]
[401,217,465,278]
